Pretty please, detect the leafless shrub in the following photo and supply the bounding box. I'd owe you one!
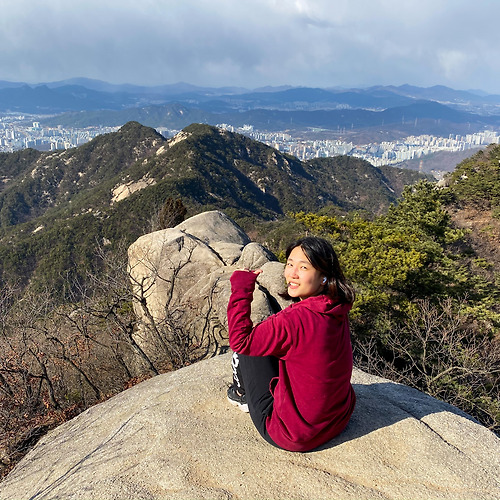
[0,237,223,476]
[353,297,500,433]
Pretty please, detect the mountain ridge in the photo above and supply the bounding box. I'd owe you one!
[0,122,427,292]
[0,122,498,480]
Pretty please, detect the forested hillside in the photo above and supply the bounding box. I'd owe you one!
[444,144,500,277]
[0,122,425,294]
[289,176,499,437]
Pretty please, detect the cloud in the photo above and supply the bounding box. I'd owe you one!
[437,50,472,81]
[0,0,499,92]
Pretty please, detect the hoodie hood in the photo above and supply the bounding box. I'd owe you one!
[294,294,352,317]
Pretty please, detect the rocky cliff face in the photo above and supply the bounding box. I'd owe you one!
[0,353,499,500]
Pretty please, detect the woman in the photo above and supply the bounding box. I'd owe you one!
[227,236,356,452]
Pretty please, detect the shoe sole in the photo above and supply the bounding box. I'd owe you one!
[227,396,249,413]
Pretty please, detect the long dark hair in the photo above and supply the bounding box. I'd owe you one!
[284,236,355,304]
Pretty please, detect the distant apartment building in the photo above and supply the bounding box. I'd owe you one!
[1,115,499,175]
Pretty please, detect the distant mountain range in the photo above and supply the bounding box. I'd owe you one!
[1,78,499,112]
[1,79,500,131]
[38,99,500,143]
[1,79,500,149]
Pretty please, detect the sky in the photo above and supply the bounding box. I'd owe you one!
[1,0,500,93]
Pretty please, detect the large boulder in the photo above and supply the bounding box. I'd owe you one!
[127,211,288,362]
[1,353,499,500]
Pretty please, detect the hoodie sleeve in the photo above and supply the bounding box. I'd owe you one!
[227,270,292,357]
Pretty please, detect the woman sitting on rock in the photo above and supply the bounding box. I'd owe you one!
[227,236,356,452]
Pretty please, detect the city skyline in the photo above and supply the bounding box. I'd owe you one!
[2,115,495,180]
[1,1,500,94]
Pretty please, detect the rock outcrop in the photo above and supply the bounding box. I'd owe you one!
[127,210,289,362]
[1,353,499,500]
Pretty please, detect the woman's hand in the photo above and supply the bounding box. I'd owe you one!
[241,268,263,276]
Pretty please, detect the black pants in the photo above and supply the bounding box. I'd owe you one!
[231,352,280,448]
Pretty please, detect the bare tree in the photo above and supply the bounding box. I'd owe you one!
[0,234,225,476]
[127,235,223,370]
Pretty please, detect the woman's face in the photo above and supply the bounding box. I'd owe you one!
[285,246,325,300]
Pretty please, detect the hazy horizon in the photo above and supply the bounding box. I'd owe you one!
[0,77,497,98]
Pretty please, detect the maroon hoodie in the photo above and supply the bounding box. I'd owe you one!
[228,270,356,452]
